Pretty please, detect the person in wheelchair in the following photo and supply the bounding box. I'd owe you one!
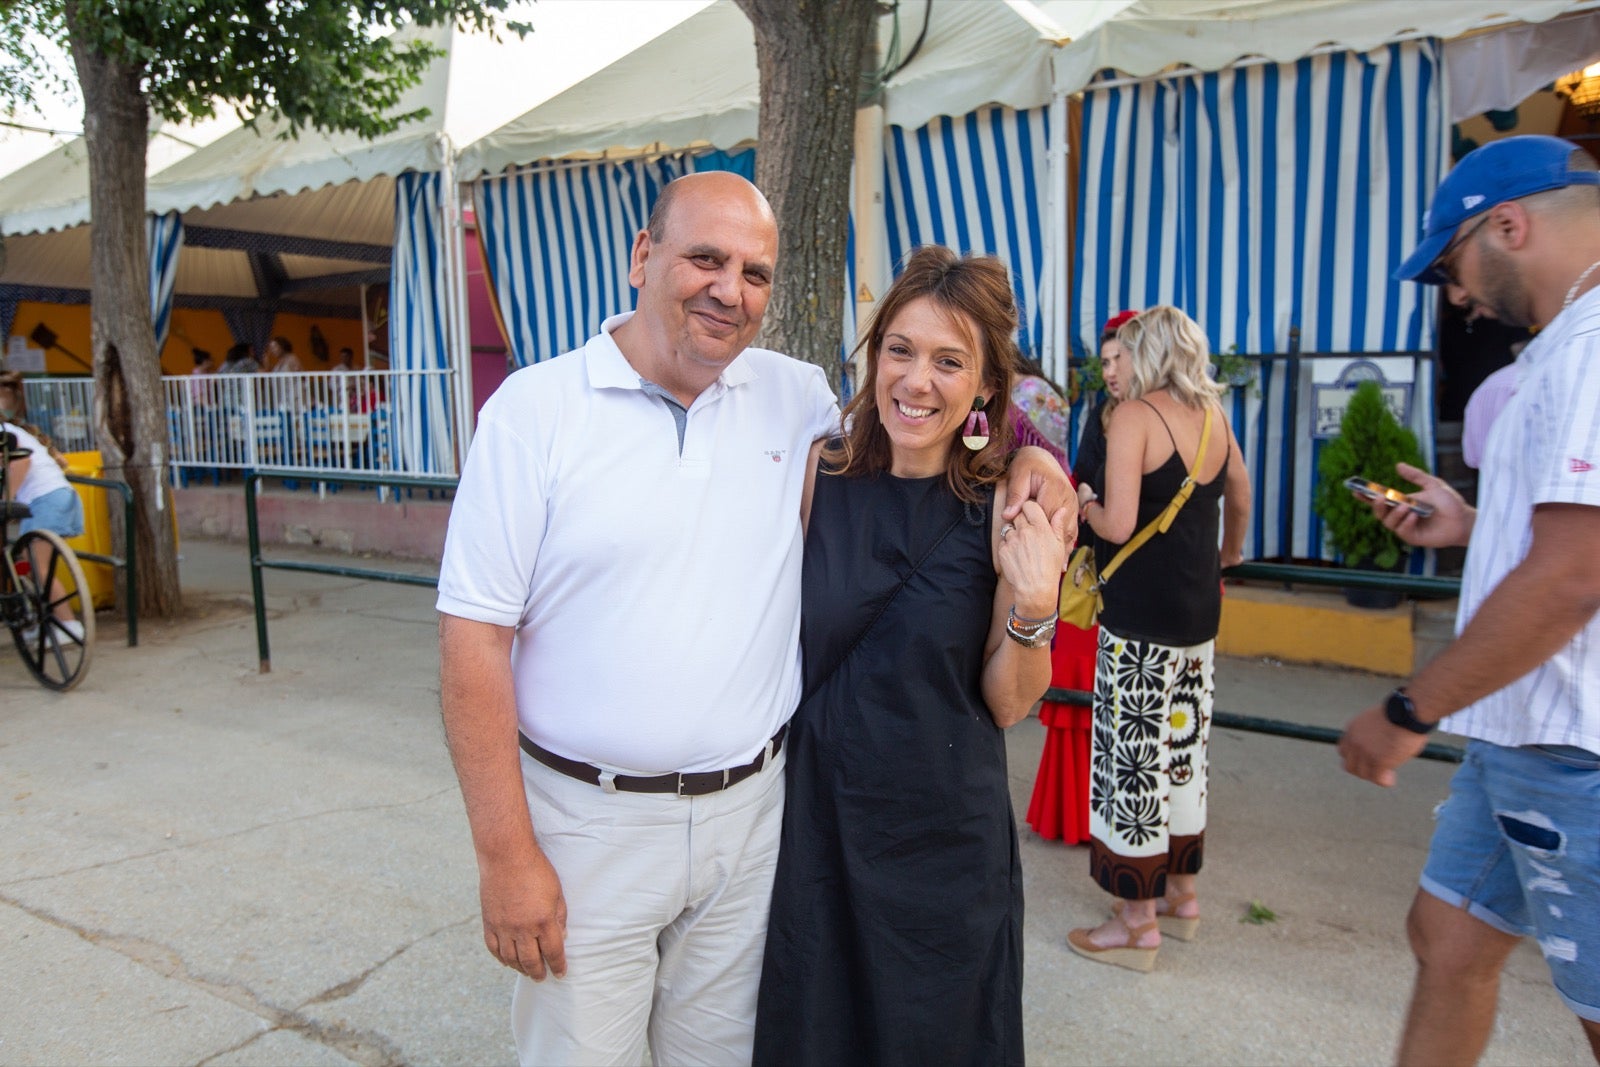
[1,372,86,642]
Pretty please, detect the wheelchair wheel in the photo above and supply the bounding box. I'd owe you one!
[9,529,94,691]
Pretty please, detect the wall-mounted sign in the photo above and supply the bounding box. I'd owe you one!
[5,335,45,373]
[1311,358,1415,439]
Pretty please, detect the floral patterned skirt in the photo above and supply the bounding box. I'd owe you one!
[1088,626,1214,901]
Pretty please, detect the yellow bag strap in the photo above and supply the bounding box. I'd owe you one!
[1097,406,1214,585]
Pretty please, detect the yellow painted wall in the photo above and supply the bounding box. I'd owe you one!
[9,304,365,376]
[1217,585,1414,677]
[9,302,94,374]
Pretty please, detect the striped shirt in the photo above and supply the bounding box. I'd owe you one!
[1442,286,1600,751]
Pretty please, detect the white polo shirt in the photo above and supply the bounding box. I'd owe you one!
[2,422,71,505]
[437,313,839,775]
[1444,286,1600,752]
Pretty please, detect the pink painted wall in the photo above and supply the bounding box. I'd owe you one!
[464,213,511,416]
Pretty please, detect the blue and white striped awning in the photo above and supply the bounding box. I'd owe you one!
[472,104,1050,382]
[390,172,457,475]
[147,211,184,350]
[1071,40,1446,562]
[885,105,1051,365]
[474,150,760,368]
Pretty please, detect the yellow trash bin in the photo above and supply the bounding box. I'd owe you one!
[62,451,117,611]
[60,451,180,611]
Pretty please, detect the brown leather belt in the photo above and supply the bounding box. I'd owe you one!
[518,726,787,797]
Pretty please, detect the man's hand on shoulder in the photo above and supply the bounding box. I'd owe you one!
[1003,446,1077,549]
[479,847,568,981]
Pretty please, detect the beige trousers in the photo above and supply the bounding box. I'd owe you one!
[511,748,786,1066]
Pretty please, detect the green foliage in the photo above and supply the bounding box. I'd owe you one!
[1,0,527,138]
[1241,900,1278,925]
[1313,380,1428,570]
[0,1,71,115]
[1073,356,1105,398]
[1211,345,1258,392]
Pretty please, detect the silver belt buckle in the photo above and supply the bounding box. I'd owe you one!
[677,768,731,797]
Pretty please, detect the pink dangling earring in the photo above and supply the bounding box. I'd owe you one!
[962,397,990,451]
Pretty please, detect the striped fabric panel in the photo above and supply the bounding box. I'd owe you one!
[474,153,746,368]
[884,105,1050,369]
[1071,40,1445,561]
[474,148,860,377]
[146,211,184,350]
[390,171,457,475]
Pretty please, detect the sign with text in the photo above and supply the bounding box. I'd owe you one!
[5,336,45,372]
[1311,358,1415,439]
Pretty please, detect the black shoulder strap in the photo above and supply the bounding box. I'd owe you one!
[1139,397,1179,452]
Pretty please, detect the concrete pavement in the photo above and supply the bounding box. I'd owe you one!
[0,538,1589,1065]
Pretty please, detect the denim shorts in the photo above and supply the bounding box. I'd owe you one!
[18,486,85,539]
[1421,739,1600,1021]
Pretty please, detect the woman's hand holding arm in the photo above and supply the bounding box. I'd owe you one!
[982,496,1070,728]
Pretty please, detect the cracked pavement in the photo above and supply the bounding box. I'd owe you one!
[0,538,1589,1065]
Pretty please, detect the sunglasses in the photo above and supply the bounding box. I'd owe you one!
[1434,214,1491,287]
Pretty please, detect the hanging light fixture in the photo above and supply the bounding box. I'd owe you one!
[1557,62,1600,121]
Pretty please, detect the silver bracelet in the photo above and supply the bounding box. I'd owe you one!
[1010,605,1057,629]
[1005,613,1056,648]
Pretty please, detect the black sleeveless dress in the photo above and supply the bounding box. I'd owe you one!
[752,469,1024,1067]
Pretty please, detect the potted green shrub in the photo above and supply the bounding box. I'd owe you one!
[1313,380,1429,607]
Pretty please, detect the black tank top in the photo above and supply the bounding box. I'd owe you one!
[1096,401,1228,647]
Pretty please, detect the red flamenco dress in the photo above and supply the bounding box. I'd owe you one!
[1025,623,1095,844]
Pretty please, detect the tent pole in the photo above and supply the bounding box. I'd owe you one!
[441,139,477,467]
[852,103,888,385]
[1047,86,1070,385]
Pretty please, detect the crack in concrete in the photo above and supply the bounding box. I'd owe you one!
[1,787,456,888]
[302,915,474,1007]
[1,895,406,1067]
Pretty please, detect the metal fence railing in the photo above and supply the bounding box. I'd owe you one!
[243,470,453,672]
[24,370,460,479]
[21,378,97,453]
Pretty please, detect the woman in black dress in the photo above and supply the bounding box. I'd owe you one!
[753,247,1071,1067]
[1068,306,1251,973]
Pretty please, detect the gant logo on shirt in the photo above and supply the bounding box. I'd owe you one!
[764,449,787,463]
[1571,458,1595,473]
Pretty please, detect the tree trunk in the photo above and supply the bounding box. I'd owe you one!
[66,2,182,618]
[735,0,877,396]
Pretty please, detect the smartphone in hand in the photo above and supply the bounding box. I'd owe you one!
[1343,476,1435,518]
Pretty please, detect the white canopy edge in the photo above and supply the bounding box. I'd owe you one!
[0,113,241,236]
[1045,0,1591,96]
[2,2,712,235]
[457,0,1065,179]
[879,1,1064,130]
[1447,10,1600,121]
[457,2,758,179]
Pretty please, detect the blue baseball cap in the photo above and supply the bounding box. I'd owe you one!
[1395,135,1600,285]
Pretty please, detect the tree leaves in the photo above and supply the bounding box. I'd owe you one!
[2,0,523,137]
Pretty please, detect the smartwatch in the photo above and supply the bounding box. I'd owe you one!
[1384,688,1436,735]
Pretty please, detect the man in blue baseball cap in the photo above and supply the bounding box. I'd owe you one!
[1340,133,1600,1064]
